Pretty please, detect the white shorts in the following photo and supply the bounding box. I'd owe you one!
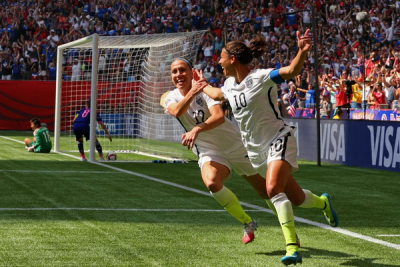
[198,147,258,179]
[249,132,299,177]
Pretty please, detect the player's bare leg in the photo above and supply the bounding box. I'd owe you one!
[202,161,257,244]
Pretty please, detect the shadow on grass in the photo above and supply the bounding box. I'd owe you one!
[257,247,399,267]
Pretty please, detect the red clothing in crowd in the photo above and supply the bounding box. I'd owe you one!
[336,89,348,107]
[373,90,386,108]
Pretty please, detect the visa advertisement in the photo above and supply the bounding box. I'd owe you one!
[285,119,400,172]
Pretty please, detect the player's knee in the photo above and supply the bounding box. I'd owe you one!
[202,174,223,192]
[24,138,31,146]
[266,185,284,199]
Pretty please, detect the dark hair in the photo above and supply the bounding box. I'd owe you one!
[224,36,267,64]
[175,57,193,69]
[30,117,41,127]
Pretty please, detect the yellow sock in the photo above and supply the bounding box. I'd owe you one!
[271,193,298,256]
[299,189,326,209]
[266,199,278,216]
[211,186,252,224]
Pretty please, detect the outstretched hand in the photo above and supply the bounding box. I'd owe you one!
[182,128,199,150]
[191,68,209,95]
[297,29,312,53]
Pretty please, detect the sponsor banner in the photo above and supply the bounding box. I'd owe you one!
[350,109,400,121]
[285,119,400,172]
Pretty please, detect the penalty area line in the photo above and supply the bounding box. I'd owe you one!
[1,135,400,251]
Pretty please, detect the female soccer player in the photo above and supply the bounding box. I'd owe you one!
[199,30,339,265]
[162,58,281,244]
[24,117,52,153]
[73,101,112,161]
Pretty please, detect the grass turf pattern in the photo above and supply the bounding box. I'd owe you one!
[0,132,399,266]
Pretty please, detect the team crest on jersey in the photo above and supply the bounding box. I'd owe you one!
[245,77,253,88]
[196,96,204,107]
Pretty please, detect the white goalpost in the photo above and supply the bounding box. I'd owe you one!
[54,31,206,162]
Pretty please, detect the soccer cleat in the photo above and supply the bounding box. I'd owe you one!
[296,233,301,248]
[243,219,257,244]
[281,251,302,265]
[81,157,87,162]
[99,157,105,162]
[321,193,339,227]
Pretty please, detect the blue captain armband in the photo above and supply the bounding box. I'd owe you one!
[270,69,285,84]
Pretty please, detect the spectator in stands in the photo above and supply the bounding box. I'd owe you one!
[71,58,81,81]
[320,88,332,118]
[333,107,344,119]
[208,70,220,85]
[47,29,60,48]
[153,16,165,33]
[12,58,23,80]
[1,51,12,80]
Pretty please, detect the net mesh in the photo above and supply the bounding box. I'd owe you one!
[57,31,206,160]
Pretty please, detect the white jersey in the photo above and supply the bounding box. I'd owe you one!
[164,89,246,157]
[222,69,295,160]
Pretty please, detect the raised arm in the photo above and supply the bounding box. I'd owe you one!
[192,69,225,101]
[279,30,312,80]
[166,80,205,118]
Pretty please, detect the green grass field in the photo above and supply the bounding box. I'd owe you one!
[0,131,399,267]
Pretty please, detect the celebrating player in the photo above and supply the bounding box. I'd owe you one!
[24,117,52,153]
[199,30,339,265]
[162,58,282,244]
[73,100,112,161]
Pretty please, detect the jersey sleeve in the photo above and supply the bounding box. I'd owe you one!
[164,91,178,114]
[203,92,221,108]
[262,68,285,84]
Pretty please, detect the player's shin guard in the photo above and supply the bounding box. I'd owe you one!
[271,192,298,255]
[211,186,252,224]
[95,141,103,157]
[78,141,85,157]
[298,189,326,209]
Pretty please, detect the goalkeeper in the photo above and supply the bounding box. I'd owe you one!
[24,117,52,153]
[73,100,112,161]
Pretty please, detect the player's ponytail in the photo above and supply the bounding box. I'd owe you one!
[249,35,267,59]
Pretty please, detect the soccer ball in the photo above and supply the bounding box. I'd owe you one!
[106,151,117,161]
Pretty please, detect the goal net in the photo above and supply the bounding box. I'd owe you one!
[54,31,206,162]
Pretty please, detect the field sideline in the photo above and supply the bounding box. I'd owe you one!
[0,132,399,266]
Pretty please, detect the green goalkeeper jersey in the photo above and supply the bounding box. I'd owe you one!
[33,127,52,153]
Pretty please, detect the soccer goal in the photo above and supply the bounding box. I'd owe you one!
[54,31,206,162]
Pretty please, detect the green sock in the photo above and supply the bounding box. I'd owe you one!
[266,199,278,216]
[299,189,326,209]
[211,186,252,224]
[272,192,298,256]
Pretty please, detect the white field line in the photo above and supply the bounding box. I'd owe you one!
[377,235,400,237]
[0,208,258,212]
[1,135,400,251]
[0,170,118,174]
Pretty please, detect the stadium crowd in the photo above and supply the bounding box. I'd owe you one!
[1,0,400,115]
